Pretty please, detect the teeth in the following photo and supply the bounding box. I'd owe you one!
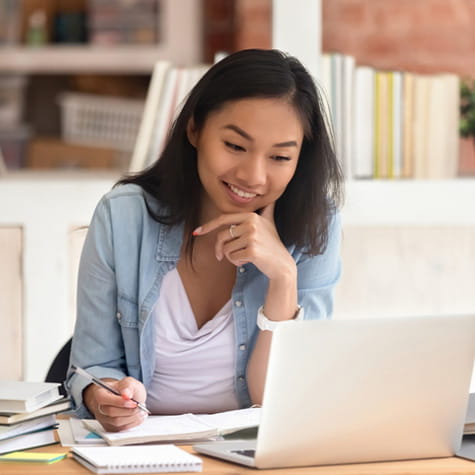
[228,184,256,199]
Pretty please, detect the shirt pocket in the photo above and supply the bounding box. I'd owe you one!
[116,296,141,378]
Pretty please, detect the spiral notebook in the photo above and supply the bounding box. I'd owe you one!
[71,445,202,473]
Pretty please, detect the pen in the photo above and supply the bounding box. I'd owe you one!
[71,365,151,415]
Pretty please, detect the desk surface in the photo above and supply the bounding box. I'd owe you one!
[1,440,474,475]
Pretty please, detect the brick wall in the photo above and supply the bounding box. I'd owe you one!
[229,0,475,78]
[323,0,475,77]
[234,0,272,51]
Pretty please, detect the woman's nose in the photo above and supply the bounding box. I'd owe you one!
[235,155,267,186]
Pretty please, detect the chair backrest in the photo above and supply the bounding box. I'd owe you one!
[45,338,72,397]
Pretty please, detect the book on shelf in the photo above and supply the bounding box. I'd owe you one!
[71,445,203,474]
[402,72,415,178]
[0,146,6,175]
[465,393,475,435]
[0,397,71,425]
[391,71,404,178]
[129,62,209,172]
[352,65,374,178]
[318,52,462,180]
[83,407,260,446]
[0,426,57,455]
[129,61,171,173]
[0,381,62,413]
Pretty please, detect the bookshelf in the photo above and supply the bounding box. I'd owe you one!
[271,0,475,210]
[1,0,474,382]
[0,0,202,73]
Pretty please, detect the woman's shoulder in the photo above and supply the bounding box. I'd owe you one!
[103,183,148,201]
[100,183,159,210]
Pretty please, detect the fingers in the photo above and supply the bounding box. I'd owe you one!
[116,377,147,405]
[192,213,244,237]
[92,378,148,432]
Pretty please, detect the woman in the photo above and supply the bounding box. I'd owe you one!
[66,48,343,432]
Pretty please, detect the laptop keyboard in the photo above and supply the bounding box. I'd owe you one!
[231,449,256,458]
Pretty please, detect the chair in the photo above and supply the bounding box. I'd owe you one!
[45,338,72,397]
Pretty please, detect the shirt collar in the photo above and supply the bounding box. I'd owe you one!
[156,221,184,262]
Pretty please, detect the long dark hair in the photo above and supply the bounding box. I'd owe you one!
[119,48,343,257]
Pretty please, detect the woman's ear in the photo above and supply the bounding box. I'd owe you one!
[186,118,198,147]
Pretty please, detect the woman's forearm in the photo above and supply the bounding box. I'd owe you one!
[246,265,298,404]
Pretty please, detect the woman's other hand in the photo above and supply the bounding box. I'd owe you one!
[193,202,296,283]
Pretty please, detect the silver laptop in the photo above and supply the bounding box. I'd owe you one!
[194,315,475,469]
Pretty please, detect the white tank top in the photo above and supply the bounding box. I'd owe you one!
[146,267,240,414]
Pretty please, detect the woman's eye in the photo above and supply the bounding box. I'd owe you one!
[224,141,245,152]
[271,155,291,162]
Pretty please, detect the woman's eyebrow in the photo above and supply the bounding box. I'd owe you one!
[222,124,298,147]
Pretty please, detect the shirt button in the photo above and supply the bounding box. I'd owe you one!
[239,266,246,273]
[239,344,246,351]
[116,312,122,320]
[238,376,245,382]
[234,300,242,307]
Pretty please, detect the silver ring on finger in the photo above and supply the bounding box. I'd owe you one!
[229,224,237,239]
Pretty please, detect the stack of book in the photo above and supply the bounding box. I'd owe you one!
[0,381,71,454]
[318,52,461,180]
[87,0,160,45]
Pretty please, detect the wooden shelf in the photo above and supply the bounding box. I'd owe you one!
[0,45,171,74]
[0,0,202,74]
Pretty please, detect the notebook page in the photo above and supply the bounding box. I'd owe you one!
[192,407,261,434]
[83,414,217,445]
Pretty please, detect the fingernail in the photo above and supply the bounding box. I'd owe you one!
[216,253,222,261]
[192,227,202,236]
[124,401,136,408]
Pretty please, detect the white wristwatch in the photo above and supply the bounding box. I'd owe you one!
[256,305,304,332]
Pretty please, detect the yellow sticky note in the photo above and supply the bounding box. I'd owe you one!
[0,451,67,463]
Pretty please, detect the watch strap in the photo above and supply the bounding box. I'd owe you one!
[256,305,304,332]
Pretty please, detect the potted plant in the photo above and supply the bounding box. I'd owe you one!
[459,79,475,175]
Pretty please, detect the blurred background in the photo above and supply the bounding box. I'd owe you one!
[0,0,474,389]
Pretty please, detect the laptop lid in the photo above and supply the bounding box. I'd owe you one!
[195,314,475,469]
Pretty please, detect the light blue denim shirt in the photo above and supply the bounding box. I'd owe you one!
[66,184,342,418]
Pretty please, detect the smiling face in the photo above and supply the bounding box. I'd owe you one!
[188,97,305,222]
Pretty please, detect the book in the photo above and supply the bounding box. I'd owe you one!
[56,418,106,447]
[341,54,355,180]
[0,146,6,175]
[0,397,71,425]
[83,407,260,446]
[0,427,57,455]
[374,71,392,178]
[391,71,403,179]
[69,417,106,445]
[0,381,61,413]
[128,61,170,173]
[425,74,459,179]
[465,393,475,435]
[71,445,203,474]
[352,65,375,178]
[412,74,430,179]
[0,414,56,441]
[402,72,415,178]
[0,451,67,463]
